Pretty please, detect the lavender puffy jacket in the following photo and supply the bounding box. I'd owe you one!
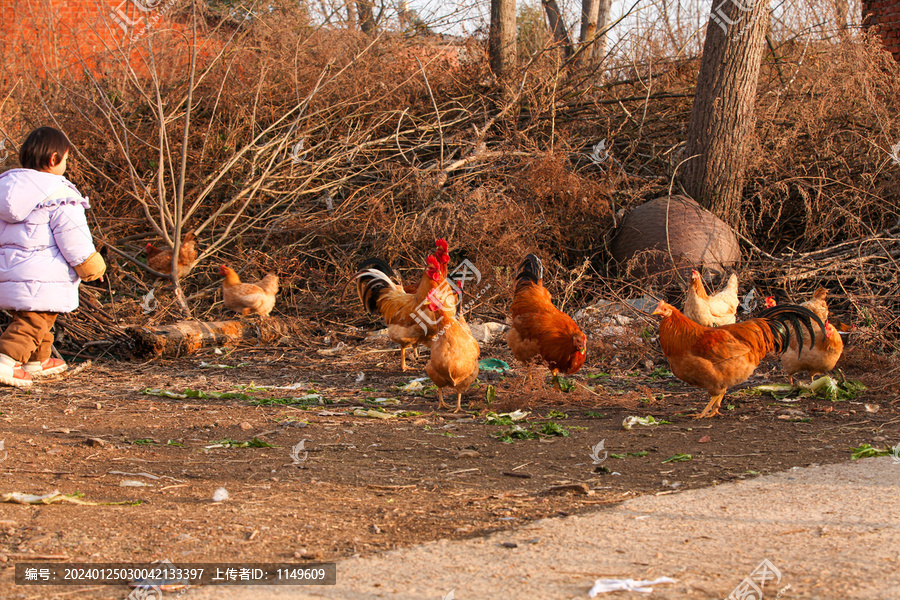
[0,169,97,312]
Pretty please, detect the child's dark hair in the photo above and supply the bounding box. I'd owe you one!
[19,127,72,171]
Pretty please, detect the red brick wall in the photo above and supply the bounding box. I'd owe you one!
[863,0,900,61]
[0,0,203,79]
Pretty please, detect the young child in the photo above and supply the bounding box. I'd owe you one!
[0,127,106,388]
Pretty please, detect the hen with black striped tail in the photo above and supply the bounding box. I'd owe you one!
[653,300,825,418]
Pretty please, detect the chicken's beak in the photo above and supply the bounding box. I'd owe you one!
[651,302,663,316]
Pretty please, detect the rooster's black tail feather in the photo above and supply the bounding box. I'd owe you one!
[759,304,826,358]
[514,254,543,294]
[355,258,398,316]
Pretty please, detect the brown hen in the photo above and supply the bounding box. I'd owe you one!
[219,265,278,317]
[145,230,198,279]
[777,289,844,385]
[425,307,480,412]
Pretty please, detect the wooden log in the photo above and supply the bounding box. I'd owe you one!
[126,317,304,358]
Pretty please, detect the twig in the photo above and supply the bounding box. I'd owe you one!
[416,57,443,168]
[735,230,781,262]
[2,553,71,560]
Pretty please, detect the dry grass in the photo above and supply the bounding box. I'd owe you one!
[1,9,899,354]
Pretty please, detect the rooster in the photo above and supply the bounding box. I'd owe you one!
[776,289,844,385]
[355,240,457,371]
[505,254,587,384]
[683,270,739,327]
[653,300,825,418]
[425,302,480,412]
[219,266,279,317]
[145,230,198,279]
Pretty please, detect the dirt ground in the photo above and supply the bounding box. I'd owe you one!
[1,328,898,599]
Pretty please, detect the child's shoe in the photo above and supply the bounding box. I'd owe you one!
[0,354,32,388]
[23,358,68,378]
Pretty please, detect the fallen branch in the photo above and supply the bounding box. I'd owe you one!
[126,317,306,358]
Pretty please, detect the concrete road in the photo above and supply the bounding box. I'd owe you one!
[185,457,900,599]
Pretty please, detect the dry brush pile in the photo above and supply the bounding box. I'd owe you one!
[1,8,899,357]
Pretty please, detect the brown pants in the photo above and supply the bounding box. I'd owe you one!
[0,311,58,364]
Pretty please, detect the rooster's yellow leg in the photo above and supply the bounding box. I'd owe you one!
[454,393,463,413]
[436,388,449,410]
[400,345,409,371]
[551,369,561,390]
[695,393,725,419]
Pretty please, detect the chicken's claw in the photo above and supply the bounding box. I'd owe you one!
[436,389,448,410]
[695,393,725,418]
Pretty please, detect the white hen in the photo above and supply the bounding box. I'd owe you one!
[683,270,739,327]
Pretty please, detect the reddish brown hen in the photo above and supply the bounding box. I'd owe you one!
[505,254,586,384]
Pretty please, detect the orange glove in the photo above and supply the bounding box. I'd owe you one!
[74,252,106,282]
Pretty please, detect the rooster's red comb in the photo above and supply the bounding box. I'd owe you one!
[435,239,449,253]
[425,255,443,281]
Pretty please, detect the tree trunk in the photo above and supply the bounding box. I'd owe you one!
[579,0,611,64]
[681,0,770,225]
[347,0,357,30]
[357,0,375,34]
[542,0,573,57]
[595,0,611,60]
[578,0,599,64]
[489,0,517,77]
[833,0,849,42]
